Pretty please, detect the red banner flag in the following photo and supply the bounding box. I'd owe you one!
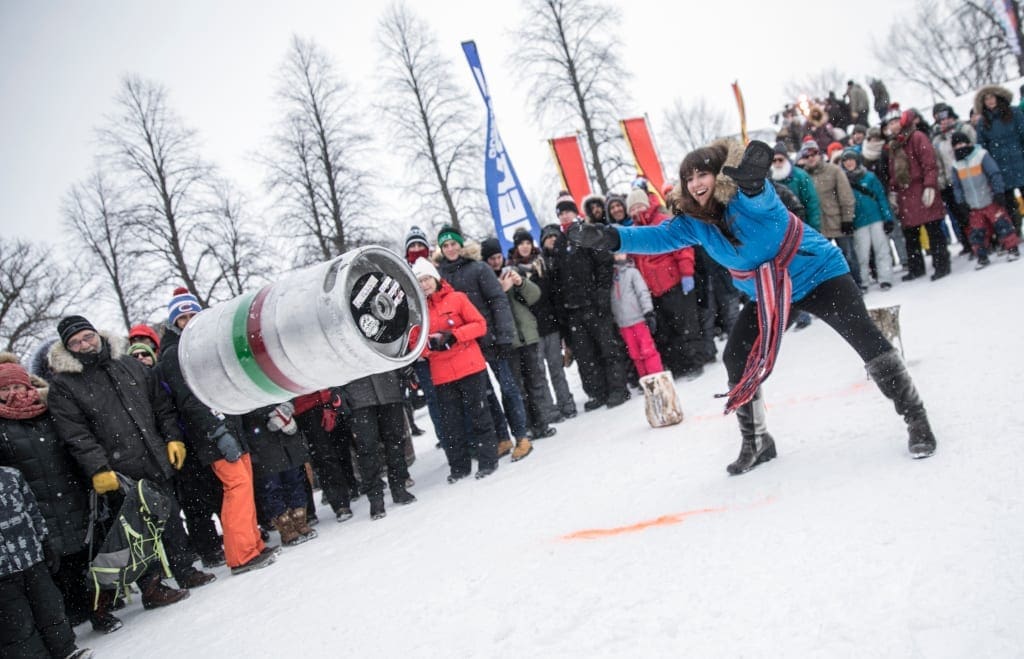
[731,81,748,145]
[620,117,667,204]
[548,135,592,212]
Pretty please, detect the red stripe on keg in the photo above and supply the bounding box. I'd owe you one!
[246,286,305,394]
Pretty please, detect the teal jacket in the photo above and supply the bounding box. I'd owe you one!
[777,165,821,231]
[846,168,893,228]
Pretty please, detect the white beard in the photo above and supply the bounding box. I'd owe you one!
[770,160,792,181]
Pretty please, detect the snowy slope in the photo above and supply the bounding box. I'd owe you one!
[78,254,1024,659]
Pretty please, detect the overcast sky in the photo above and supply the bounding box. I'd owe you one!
[1,0,924,252]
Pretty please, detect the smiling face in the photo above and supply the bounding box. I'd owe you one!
[440,240,461,262]
[984,93,998,110]
[685,170,716,208]
[515,241,533,259]
[417,275,437,296]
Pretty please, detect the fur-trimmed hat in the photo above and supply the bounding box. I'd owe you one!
[555,191,578,215]
[168,287,202,326]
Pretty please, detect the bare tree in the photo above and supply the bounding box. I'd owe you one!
[511,0,630,194]
[63,167,154,331]
[204,180,273,297]
[377,1,485,235]
[782,67,851,102]
[264,36,374,266]
[0,238,81,357]
[99,75,220,306]
[662,98,729,165]
[874,0,1018,98]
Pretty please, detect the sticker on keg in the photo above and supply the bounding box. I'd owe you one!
[349,271,410,343]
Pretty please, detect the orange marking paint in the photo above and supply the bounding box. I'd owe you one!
[560,498,775,541]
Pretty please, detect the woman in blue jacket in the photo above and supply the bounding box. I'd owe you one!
[570,140,937,474]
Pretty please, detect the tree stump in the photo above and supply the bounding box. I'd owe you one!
[640,371,684,428]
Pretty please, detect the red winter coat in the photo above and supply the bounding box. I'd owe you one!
[409,280,488,386]
[888,129,945,227]
[629,192,696,297]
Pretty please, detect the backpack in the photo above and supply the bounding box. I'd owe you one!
[87,475,174,606]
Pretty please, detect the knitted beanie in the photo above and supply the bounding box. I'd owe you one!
[57,315,96,348]
[412,257,440,281]
[0,362,31,390]
[168,287,202,326]
[480,238,503,262]
[625,188,650,212]
[555,191,578,214]
[404,225,430,253]
[128,342,157,363]
[512,227,535,245]
[437,225,464,247]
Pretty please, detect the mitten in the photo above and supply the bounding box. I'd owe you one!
[166,440,186,470]
[721,140,773,196]
[644,311,657,335]
[841,221,854,236]
[632,177,650,191]
[211,425,242,462]
[883,221,894,235]
[567,223,620,251]
[91,470,120,494]
[993,191,1010,213]
[267,402,297,435]
[681,276,695,295]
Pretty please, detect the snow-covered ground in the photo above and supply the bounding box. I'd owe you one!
[79,252,1024,658]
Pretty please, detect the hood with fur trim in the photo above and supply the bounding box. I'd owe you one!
[582,193,608,223]
[0,352,49,405]
[47,331,127,375]
[974,85,1014,116]
[713,139,744,206]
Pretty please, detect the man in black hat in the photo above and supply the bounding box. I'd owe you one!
[47,315,215,614]
[932,102,976,254]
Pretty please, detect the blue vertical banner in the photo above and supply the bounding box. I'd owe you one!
[461,40,540,253]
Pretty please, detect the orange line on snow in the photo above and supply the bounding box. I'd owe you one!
[560,498,775,541]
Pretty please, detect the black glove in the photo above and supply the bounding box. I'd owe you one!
[493,343,514,360]
[841,221,854,235]
[644,311,657,335]
[567,222,620,251]
[211,424,243,463]
[883,221,894,235]
[721,140,773,196]
[428,331,457,351]
[43,540,60,574]
[399,364,418,390]
[993,191,1010,213]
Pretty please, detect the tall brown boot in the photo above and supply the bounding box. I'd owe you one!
[274,512,300,546]
[140,574,190,610]
[90,591,123,634]
[289,508,318,541]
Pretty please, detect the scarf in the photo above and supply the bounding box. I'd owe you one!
[844,164,867,185]
[0,388,47,421]
[719,212,804,414]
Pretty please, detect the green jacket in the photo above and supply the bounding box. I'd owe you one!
[506,276,541,347]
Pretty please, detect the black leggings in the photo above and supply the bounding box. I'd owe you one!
[723,274,892,384]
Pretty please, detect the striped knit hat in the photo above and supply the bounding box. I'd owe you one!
[168,287,202,326]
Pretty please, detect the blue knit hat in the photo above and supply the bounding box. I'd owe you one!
[168,287,202,326]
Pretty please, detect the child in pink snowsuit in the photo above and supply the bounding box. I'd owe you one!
[610,253,664,376]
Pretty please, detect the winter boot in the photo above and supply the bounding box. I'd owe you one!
[289,507,318,541]
[177,566,216,590]
[511,437,533,462]
[865,349,937,458]
[230,546,278,575]
[390,485,417,505]
[200,548,226,569]
[140,575,190,610]
[369,495,387,520]
[726,387,777,475]
[90,591,123,634]
[1008,246,1020,261]
[583,397,607,411]
[496,439,513,458]
[976,252,991,269]
[475,464,498,480]
[64,649,94,659]
[335,505,354,522]
[531,425,557,439]
[446,471,470,484]
[274,512,301,546]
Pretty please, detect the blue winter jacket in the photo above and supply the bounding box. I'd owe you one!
[615,183,848,303]
[846,169,893,229]
[976,107,1024,188]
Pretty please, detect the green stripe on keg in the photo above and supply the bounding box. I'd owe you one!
[231,291,291,397]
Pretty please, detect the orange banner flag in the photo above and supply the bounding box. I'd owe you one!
[620,117,667,205]
[548,135,592,213]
